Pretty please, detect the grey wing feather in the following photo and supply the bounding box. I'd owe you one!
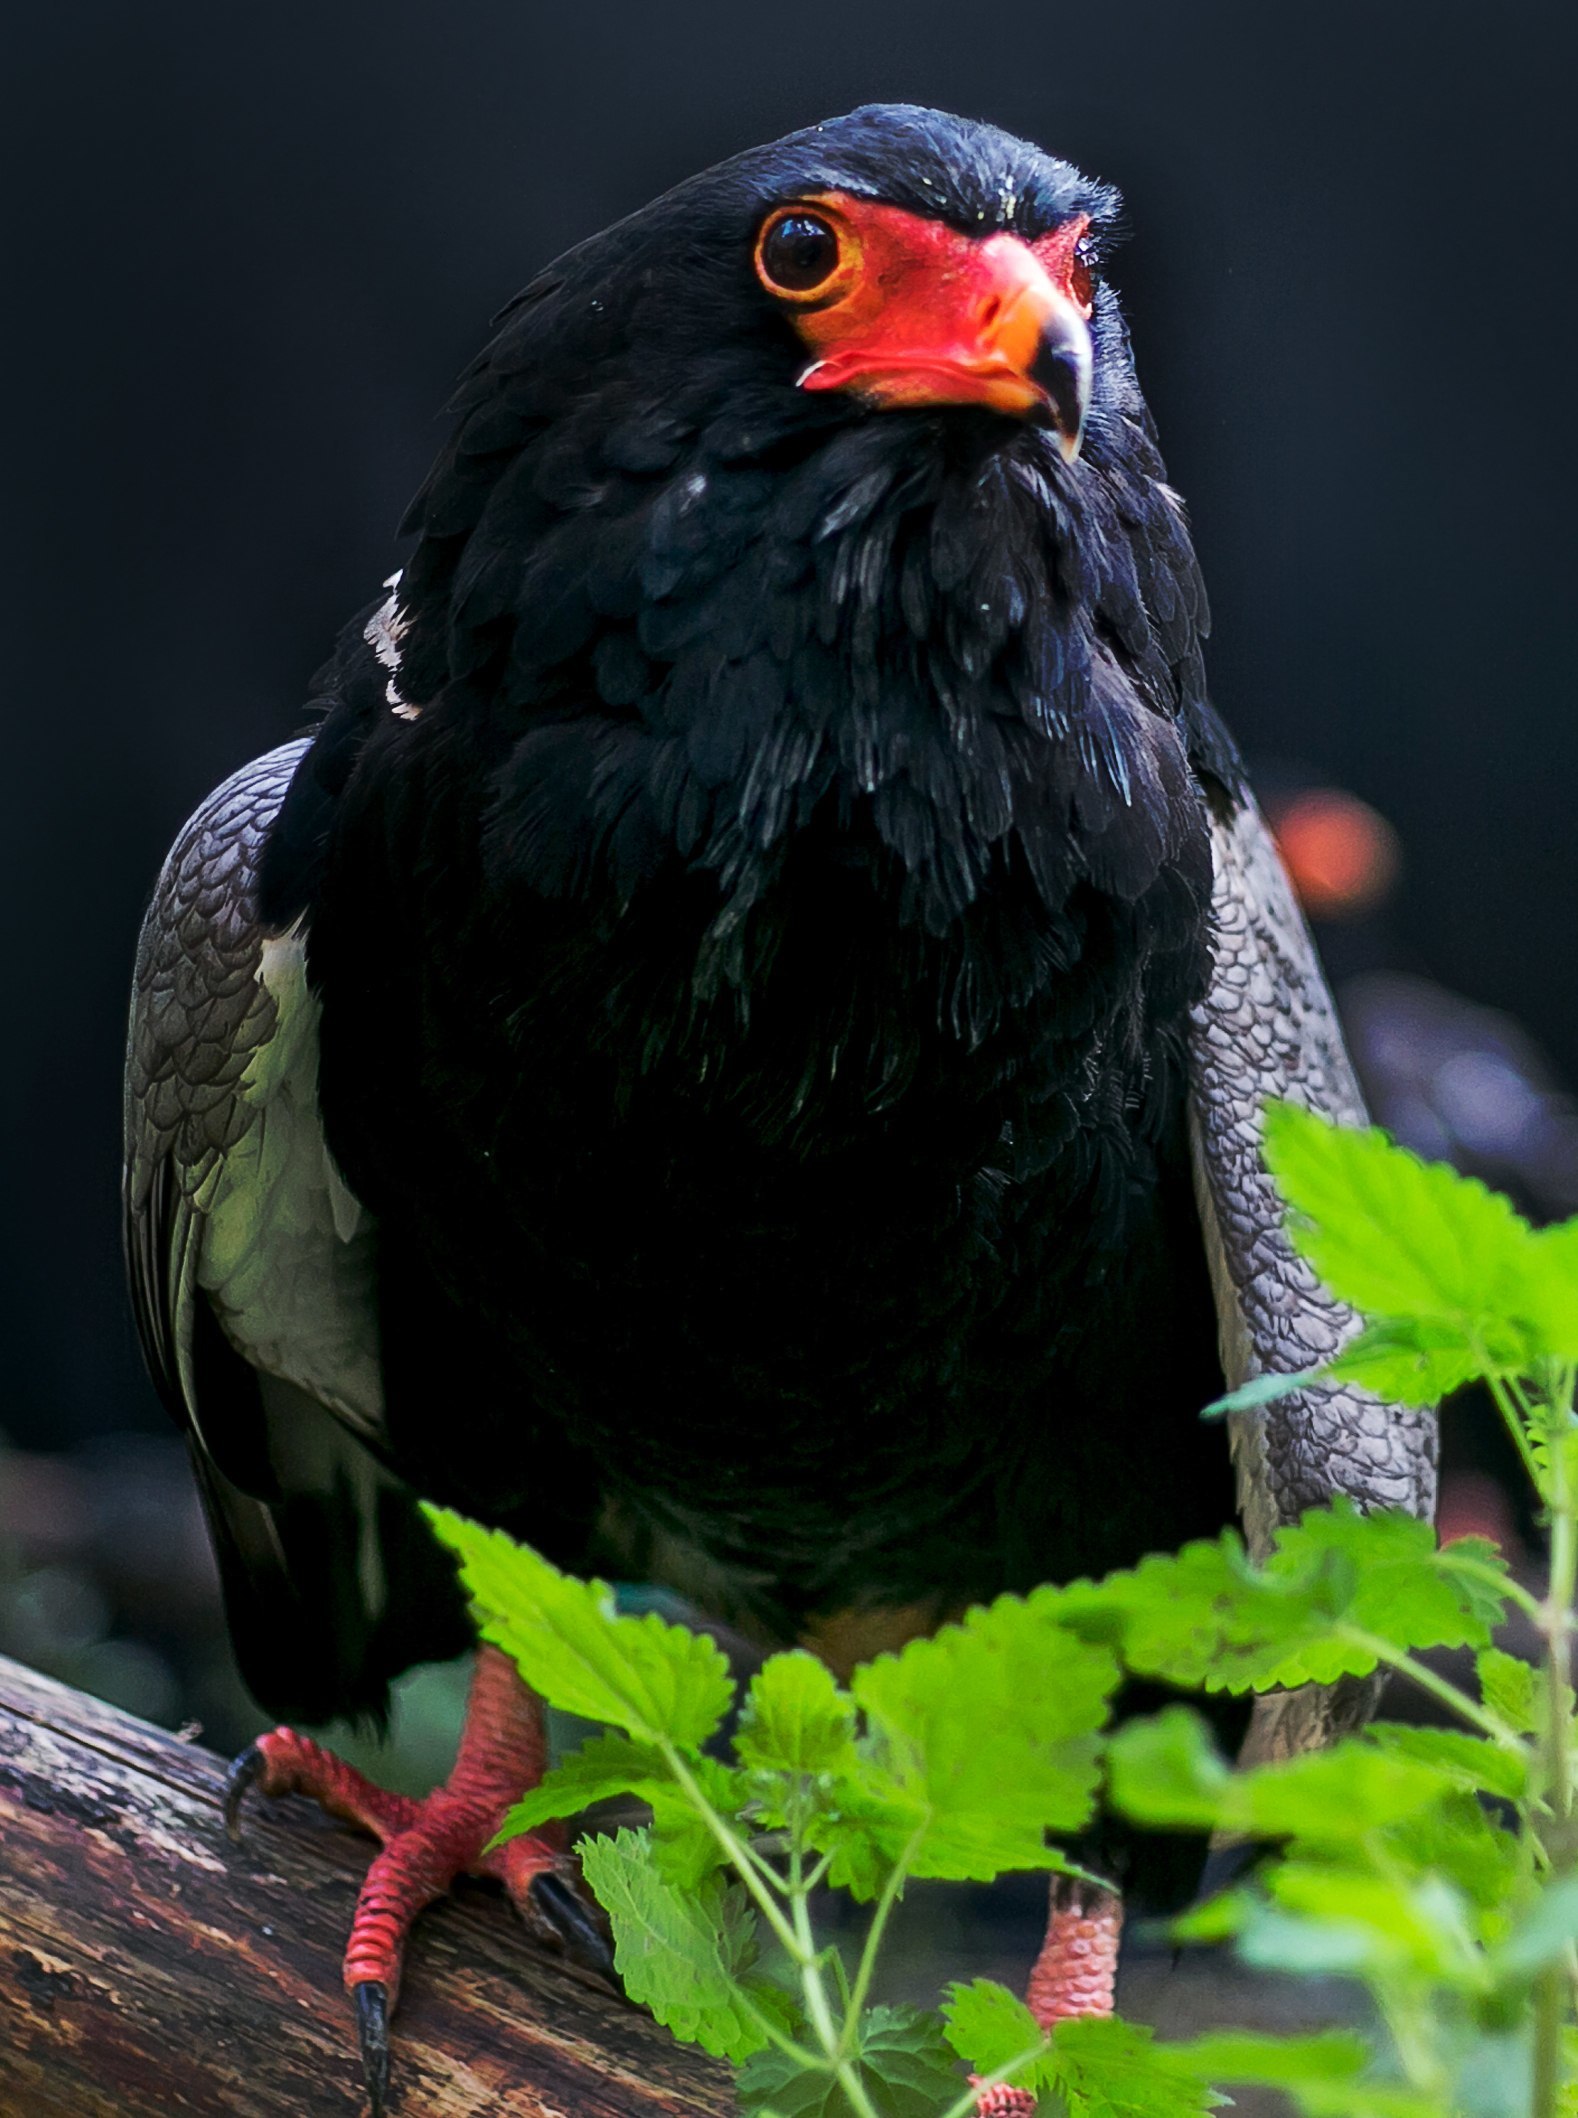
[122,742,438,1721]
[1187,788,1439,1759]
[124,740,385,1459]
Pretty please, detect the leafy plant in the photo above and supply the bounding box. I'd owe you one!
[428,1504,1215,2114]
[428,1102,1578,2116]
[1113,1103,1578,2118]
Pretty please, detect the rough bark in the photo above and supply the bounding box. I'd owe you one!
[0,1654,731,2117]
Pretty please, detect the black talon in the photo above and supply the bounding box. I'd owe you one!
[354,1980,390,2118]
[223,1742,265,1844]
[531,1869,619,1989]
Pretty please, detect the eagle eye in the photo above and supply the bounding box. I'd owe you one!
[1070,235,1095,316]
[756,208,843,299]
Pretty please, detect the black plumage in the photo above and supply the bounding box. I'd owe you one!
[125,106,1434,1909]
[270,109,1225,1654]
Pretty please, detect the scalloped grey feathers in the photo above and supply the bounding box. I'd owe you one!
[1187,787,1438,1761]
[1186,787,1438,1547]
[124,739,385,1455]
[123,743,410,1712]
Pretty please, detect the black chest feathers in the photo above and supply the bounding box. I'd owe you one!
[302,721,1233,1640]
[280,408,1238,1638]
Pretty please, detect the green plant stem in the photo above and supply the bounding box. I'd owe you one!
[839,1831,924,2052]
[1488,1374,1548,1496]
[663,1744,806,1963]
[664,1751,881,2114]
[1343,1629,1526,1749]
[1372,1967,1451,2104]
[1544,1513,1576,1827]
[936,2039,1056,2118]
[731,1988,827,2072]
[1530,1370,1578,2118]
[1533,1965,1563,2118]
[802,1851,833,1893]
[1360,1842,1465,2103]
[786,1819,882,2118]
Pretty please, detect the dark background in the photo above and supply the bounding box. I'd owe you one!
[5,0,1576,1456]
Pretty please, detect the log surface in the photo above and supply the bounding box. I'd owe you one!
[0,1654,731,2118]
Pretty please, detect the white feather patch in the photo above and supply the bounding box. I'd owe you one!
[366,570,419,720]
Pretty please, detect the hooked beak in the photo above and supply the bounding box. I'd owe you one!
[797,230,1093,462]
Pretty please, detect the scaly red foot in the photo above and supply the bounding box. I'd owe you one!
[973,1877,1122,2116]
[224,1644,612,2114]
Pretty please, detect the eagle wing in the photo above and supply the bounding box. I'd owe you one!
[1187,785,1439,1757]
[124,739,463,1723]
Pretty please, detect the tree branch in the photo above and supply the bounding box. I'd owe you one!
[0,1654,728,2117]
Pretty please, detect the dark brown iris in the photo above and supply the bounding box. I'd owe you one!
[758,211,840,294]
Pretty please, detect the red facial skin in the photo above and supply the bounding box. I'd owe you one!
[756,192,1094,438]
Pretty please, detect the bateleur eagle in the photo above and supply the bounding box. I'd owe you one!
[124,104,1437,2111]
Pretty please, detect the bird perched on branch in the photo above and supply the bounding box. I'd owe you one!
[125,105,1435,2111]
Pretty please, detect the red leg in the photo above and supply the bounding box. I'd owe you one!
[226,1726,422,1843]
[1025,1877,1122,2024]
[226,1646,610,2114]
[973,1878,1122,2117]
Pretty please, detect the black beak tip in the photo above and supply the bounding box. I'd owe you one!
[1027,339,1090,460]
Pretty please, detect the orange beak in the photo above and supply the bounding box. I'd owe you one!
[791,212,1094,460]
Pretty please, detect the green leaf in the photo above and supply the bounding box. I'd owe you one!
[1381,1788,1521,1914]
[1452,2034,1535,2118]
[425,1509,732,1750]
[1262,1103,1578,1373]
[849,1593,1120,1882]
[1053,1533,1330,1691]
[1170,1886,1257,1946]
[1246,1862,1478,1981]
[1109,1713,1449,1846]
[495,1732,670,1840]
[1477,1647,1540,1734]
[947,1997,1228,2118]
[941,1979,1052,2090]
[1278,2093,1440,2118]
[1364,1721,1528,1802]
[735,1652,858,1775]
[1560,2027,1578,2117]
[1171,2028,1371,2087]
[1323,1319,1491,1407]
[646,1759,748,1888]
[1272,1508,1509,1666]
[736,2003,960,2116]
[1210,1321,1494,1412]
[1203,1367,1324,1418]
[576,1827,771,2062]
[1493,1874,1578,1977]
[1530,1218,1578,1351]
[1233,1740,1455,1844]
[495,1732,742,1886]
[1538,1216,1578,1292]
[797,1772,908,1902]
[1171,2031,1438,2116]
[856,2008,971,2115]
[1105,1707,1232,1831]
[1189,1856,1489,1983]
[1056,1502,1508,1693]
[1048,2016,1222,2116]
